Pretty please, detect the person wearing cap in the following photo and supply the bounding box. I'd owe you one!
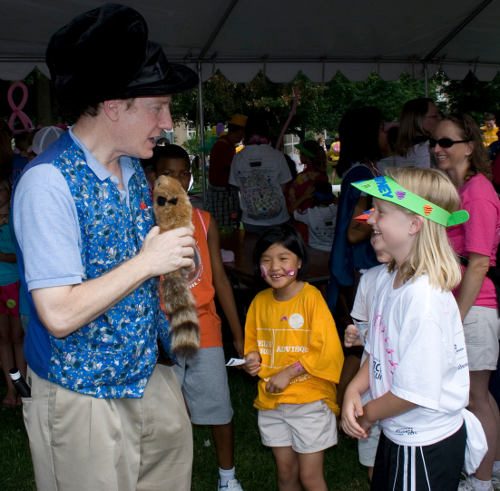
[31,125,64,157]
[207,114,247,230]
[481,113,498,147]
[12,4,198,490]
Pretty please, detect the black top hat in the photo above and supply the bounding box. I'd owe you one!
[46,3,198,113]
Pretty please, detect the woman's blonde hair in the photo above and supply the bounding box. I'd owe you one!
[384,167,462,291]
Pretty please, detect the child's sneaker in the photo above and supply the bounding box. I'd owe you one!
[217,478,243,491]
[458,476,494,491]
[491,474,500,491]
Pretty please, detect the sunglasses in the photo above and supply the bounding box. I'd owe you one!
[429,138,471,148]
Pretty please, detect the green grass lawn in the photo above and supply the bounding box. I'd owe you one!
[0,370,369,491]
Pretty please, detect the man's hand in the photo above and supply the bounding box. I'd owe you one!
[139,226,195,277]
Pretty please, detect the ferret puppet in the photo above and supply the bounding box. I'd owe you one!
[153,175,199,357]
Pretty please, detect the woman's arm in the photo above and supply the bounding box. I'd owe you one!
[457,252,490,320]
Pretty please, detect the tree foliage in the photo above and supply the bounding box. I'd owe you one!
[444,71,500,122]
[171,70,431,138]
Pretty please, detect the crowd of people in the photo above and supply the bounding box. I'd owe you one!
[2,3,500,491]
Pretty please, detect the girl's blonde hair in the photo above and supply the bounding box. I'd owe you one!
[384,167,462,291]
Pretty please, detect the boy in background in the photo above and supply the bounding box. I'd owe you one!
[146,144,245,491]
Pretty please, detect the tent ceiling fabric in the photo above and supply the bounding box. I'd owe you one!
[1,0,499,82]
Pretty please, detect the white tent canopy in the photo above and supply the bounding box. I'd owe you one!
[1,0,500,82]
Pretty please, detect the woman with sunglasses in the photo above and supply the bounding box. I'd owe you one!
[433,114,500,491]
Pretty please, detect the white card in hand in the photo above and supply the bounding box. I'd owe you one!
[226,358,246,367]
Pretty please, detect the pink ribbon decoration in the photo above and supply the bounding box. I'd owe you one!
[7,81,34,134]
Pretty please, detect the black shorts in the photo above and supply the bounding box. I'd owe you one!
[371,424,466,491]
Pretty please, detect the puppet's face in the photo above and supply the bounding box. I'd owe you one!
[153,175,192,231]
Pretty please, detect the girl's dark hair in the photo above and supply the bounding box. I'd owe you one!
[253,224,308,281]
[444,113,491,180]
[395,97,435,156]
[142,143,190,173]
[244,115,270,142]
[337,106,383,177]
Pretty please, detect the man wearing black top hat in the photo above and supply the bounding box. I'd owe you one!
[12,4,198,490]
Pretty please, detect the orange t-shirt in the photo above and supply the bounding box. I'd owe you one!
[190,209,223,348]
[159,208,223,348]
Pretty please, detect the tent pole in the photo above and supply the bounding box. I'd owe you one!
[199,0,240,59]
[197,61,207,207]
[423,0,493,62]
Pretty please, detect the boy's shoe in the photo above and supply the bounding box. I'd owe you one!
[458,476,494,491]
[217,479,243,491]
[491,474,500,490]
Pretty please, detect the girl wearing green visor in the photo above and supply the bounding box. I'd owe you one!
[341,167,485,490]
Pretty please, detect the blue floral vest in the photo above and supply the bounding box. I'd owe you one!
[16,132,165,398]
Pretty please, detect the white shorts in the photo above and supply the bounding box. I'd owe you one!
[358,422,381,467]
[258,400,337,454]
[173,347,233,425]
[463,306,500,371]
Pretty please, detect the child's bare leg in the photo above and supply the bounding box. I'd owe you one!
[211,422,234,469]
[298,451,327,491]
[469,370,499,481]
[272,446,301,491]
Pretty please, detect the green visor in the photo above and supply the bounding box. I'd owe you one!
[351,176,469,227]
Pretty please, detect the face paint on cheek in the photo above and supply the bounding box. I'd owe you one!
[285,269,296,276]
[260,265,268,278]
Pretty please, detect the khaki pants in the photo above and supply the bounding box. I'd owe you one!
[23,364,193,491]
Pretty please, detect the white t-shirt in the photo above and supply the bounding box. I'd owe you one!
[378,141,432,175]
[351,264,389,322]
[366,270,469,445]
[351,264,390,405]
[229,144,291,226]
[293,204,337,252]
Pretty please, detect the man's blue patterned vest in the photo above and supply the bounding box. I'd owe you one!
[14,131,166,398]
